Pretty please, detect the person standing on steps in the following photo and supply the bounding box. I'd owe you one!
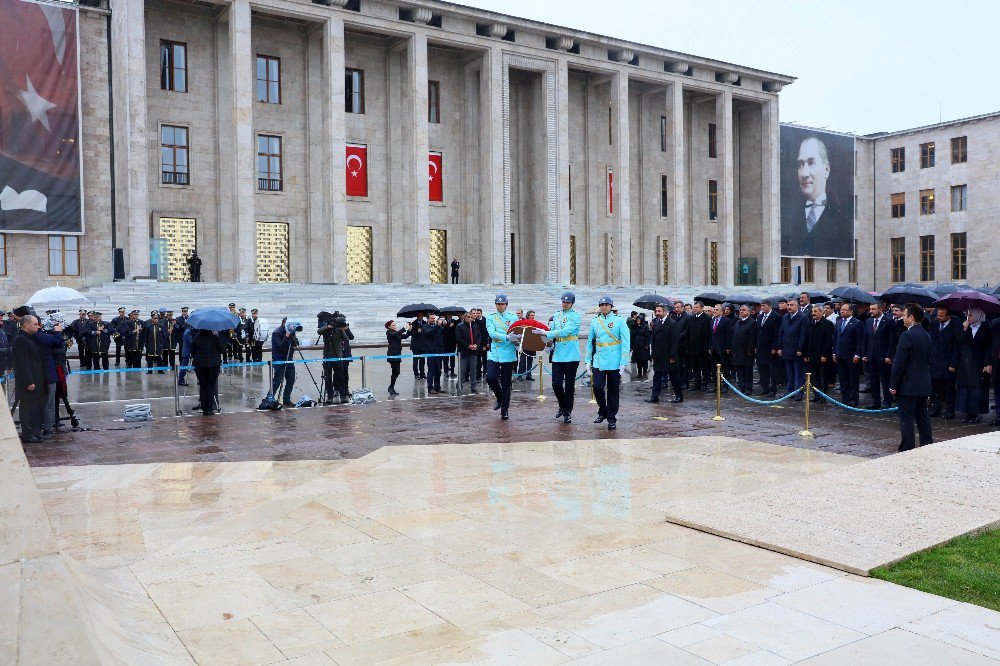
[586,295,631,431]
[450,258,460,284]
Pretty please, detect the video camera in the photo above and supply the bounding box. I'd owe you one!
[286,319,303,334]
[318,310,349,329]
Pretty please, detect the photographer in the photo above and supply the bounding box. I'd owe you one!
[384,320,410,396]
[318,312,352,404]
[270,319,301,406]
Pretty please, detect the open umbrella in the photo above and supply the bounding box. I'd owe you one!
[828,286,875,304]
[397,303,439,317]
[26,284,93,308]
[438,305,467,316]
[800,290,830,303]
[934,290,1000,314]
[724,293,765,307]
[880,284,938,308]
[694,292,726,306]
[930,283,969,296]
[186,308,240,331]
[633,294,672,311]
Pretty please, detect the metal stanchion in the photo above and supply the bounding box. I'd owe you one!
[588,367,597,403]
[172,364,181,416]
[361,355,367,388]
[456,351,462,387]
[799,372,814,438]
[712,363,725,421]
[537,356,546,401]
[267,360,273,393]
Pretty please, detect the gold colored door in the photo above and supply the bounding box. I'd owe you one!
[430,228,447,284]
[347,225,373,284]
[256,222,289,283]
[158,217,196,282]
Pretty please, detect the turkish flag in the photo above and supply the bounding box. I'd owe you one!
[607,167,614,215]
[346,143,367,197]
[428,152,443,202]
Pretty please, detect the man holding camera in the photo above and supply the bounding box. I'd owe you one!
[318,313,352,404]
[271,320,301,406]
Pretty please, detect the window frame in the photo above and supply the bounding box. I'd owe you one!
[160,124,190,186]
[160,40,188,93]
[48,235,80,277]
[919,189,935,215]
[780,257,791,283]
[890,237,906,283]
[920,141,935,168]
[708,123,717,158]
[660,174,668,218]
[255,54,281,104]
[345,68,365,114]
[951,136,967,164]
[826,259,837,283]
[256,134,283,192]
[890,192,905,219]
[803,258,814,283]
[0,233,6,276]
[708,179,718,221]
[950,184,967,212]
[890,147,905,173]
[919,234,935,282]
[951,232,967,281]
[659,115,667,152]
[428,80,440,123]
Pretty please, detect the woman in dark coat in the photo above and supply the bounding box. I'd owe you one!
[385,320,411,396]
[189,329,226,416]
[631,314,651,378]
[954,309,993,423]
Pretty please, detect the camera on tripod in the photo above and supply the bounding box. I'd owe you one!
[318,311,349,329]
[286,320,303,334]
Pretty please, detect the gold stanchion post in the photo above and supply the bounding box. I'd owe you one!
[537,356,546,401]
[799,372,814,438]
[712,363,725,421]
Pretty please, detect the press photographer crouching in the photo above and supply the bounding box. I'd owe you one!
[318,311,352,404]
[271,318,302,406]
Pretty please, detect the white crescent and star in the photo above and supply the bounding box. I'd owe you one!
[428,159,438,181]
[19,76,57,133]
[346,153,363,177]
[39,6,68,66]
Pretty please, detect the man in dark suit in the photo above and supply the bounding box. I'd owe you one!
[928,307,959,419]
[687,302,713,391]
[861,301,896,409]
[833,302,864,407]
[890,304,933,451]
[755,299,781,396]
[670,301,691,388]
[646,304,681,403]
[780,136,853,259]
[12,315,47,443]
[709,304,733,390]
[804,305,834,402]
[776,298,808,400]
[730,305,758,394]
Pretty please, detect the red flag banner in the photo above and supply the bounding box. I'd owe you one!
[607,167,613,215]
[0,0,82,233]
[428,151,443,202]
[346,143,367,197]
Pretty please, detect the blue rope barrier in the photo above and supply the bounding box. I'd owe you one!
[812,387,898,414]
[541,365,589,381]
[73,366,174,375]
[721,375,804,405]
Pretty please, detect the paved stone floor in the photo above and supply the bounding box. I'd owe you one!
[32,438,1000,664]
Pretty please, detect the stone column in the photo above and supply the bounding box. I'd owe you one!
[667,81,687,284]
[716,89,735,287]
[611,69,631,286]
[761,98,780,284]
[323,17,347,283]
[110,0,149,279]
[480,48,505,284]
[230,0,256,283]
[555,58,571,285]
[408,33,430,283]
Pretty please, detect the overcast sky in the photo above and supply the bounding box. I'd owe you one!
[457,0,1000,135]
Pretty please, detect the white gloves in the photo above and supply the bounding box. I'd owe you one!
[585,363,591,374]
[533,328,548,336]
[506,333,521,343]
[619,366,626,376]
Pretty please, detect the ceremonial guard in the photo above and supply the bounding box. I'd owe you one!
[142,311,168,373]
[540,292,581,424]
[176,307,190,329]
[161,310,180,368]
[485,293,519,420]
[110,307,128,366]
[89,312,112,370]
[237,307,250,361]
[248,309,267,362]
[123,310,144,368]
[69,309,93,369]
[586,296,631,430]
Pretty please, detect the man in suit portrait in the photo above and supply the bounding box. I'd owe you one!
[781,135,853,259]
[890,304,934,451]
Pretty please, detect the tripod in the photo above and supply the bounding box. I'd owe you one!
[293,339,325,403]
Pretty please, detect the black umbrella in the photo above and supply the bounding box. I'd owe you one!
[725,293,765,307]
[801,290,831,303]
[438,305,467,315]
[930,283,969,296]
[694,292,726,306]
[880,284,938,308]
[633,294,673,311]
[828,286,875,305]
[397,303,439,317]
[990,284,1000,297]
[935,290,1000,314]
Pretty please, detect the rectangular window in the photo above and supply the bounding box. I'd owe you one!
[608,107,612,145]
[160,125,189,185]
[919,189,935,215]
[256,135,282,191]
[160,41,187,92]
[568,164,572,211]
[951,184,967,212]
[708,123,717,158]
[890,192,905,218]
[951,136,967,164]
[920,141,935,168]
[891,237,905,283]
[920,235,935,282]
[803,258,814,283]
[708,180,718,220]
[0,233,6,275]
[848,241,858,282]
[428,80,440,123]
[890,147,905,173]
[826,259,837,283]
[607,167,613,215]
[780,257,791,283]
[255,55,280,104]
[951,232,967,280]
[659,116,667,152]
[660,174,669,217]
[345,68,365,114]
[48,235,80,276]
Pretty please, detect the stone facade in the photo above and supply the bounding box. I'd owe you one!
[1,0,793,303]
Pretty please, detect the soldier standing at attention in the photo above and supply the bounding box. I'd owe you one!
[538,292,581,424]
[485,293,520,421]
[586,295,631,430]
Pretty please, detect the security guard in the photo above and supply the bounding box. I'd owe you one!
[586,295,631,430]
[538,292,581,424]
[485,293,519,420]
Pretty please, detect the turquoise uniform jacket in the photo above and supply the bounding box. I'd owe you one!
[546,309,581,363]
[585,313,631,370]
[486,310,518,363]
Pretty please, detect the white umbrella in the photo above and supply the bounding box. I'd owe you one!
[26,284,93,308]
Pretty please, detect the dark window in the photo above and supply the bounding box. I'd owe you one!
[708,180,718,220]
[951,136,967,163]
[660,174,668,217]
[48,235,80,276]
[428,80,440,123]
[891,237,905,282]
[951,232,967,280]
[256,135,283,191]
[160,41,187,92]
[920,235,935,282]
[708,123,717,158]
[160,125,189,185]
[608,107,612,145]
[568,164,572,211]
[919,189,935,215]
[345,68,365,114]
[660,116,667,152]
[920,142,935,168]
[804,258,814,283]
[256,55,280,104]
[890,192,905,218]
[890,147,905,173]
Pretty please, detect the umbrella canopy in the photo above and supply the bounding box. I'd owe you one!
[930,283,969,296]
[828,286,876,305]
[989,283,1000,297]
[26,285,93,308]
[694,292,726,306]
[724,293,765,307]
[186,308,240,331]
[934,290,1000,314]
[397,303,439,318]
[880,284,938,307]
[438,305,467,316]
[800,290,831,303]
[633,294,673,311]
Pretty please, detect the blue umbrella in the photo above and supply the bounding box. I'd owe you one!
[186,307,239,331]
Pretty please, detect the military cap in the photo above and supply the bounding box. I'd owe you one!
[598,295,614,306]
[561,291,576,304]
[495,293,508,305]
